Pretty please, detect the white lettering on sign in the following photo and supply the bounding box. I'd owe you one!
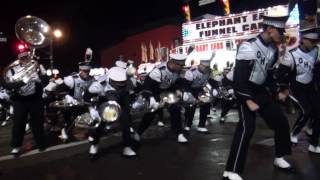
[199,0,216,6]
[182,10,267,43]
[0,37,7,42]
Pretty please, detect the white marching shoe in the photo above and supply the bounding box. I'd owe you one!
[290,134,298,144]
[177,134,188,143]
[59,128,69,142]
[89,145,99,155]
[25,123,30,132]
[220,117,226,123]
[122,146,136,157]
[184,126,191,131]
[11,147,20,154]
[88,136,94,142]
[222,171,243,180]
[11,147,21,157]
[132,132,141,142]
[1,120,7,127]
[306,128,313,136]
[157,121,165,127]
[308,145,320,153]
[273,157,295,172]
[196,127,208,133]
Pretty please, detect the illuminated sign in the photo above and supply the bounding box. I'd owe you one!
[182,10,267,43]
[198,0,216,6]
[182,5,299,44]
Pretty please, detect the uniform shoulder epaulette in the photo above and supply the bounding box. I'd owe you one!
[289,47,298,53]
[190,67,197,71]
[247,37,257,43]
[70,72,79,78]
[158,64,166,70]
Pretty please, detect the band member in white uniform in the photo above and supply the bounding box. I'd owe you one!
[59,61,94,142]
[183,52,215,132]
[4,49,46,156]
[222,15,294,180]
[276,26,320,152]
[0,85,11,127]
[86,66,137,157]
[135,54,188,143]
[219,68,236,123]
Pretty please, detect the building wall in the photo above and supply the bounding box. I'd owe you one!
[100,25,181,67]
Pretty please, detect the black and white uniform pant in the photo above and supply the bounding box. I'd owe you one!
[11,98,46,149]
[0,99,10,123]
[290,83,320,146]
[220,98,236,118]
[226,89,291,173]
[157,108,164,122]
[184,103,210,128]
[138,104,183,136]
[89,109,133,147]
[63,106,87,135]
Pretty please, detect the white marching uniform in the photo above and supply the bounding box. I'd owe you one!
[225,35,291,174]
[87,66,136,157]
[64,73,93,100]
[280,47,318,84]
[278,46,320,147]
[149,62,180,90]
[4,59,46,152]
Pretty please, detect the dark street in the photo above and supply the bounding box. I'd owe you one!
[0,109,319,180]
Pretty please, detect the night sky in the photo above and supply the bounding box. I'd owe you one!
[0,0,288,73]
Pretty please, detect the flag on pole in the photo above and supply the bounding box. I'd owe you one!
[157,41,161,61]
[149,41,154,61]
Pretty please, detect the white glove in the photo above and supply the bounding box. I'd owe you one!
[22,72,40,84]
[29,72,41,83]
[89,107,101,121]
[54,78,64,85]
[0,90,10,101]
[65,94,78,104]
[228,89,234,95]
[176,90,183,98]
[22,75,31,84]
[44,82,58,92]
[42,92,48,99]
[183,92,195,102]
[149,96,159,110]
[132,96,145,110]
[212,89,218,97]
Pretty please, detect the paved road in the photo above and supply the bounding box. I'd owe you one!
[0,108,319,180]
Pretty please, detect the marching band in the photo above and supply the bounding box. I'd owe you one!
[1,13,320,180]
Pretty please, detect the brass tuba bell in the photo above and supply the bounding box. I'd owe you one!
[15,15,51,49]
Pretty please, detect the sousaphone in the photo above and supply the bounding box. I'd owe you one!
[15,15,51,49]
[4,15,51,83]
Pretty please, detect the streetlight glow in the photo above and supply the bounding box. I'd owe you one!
[53,29,62,38]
